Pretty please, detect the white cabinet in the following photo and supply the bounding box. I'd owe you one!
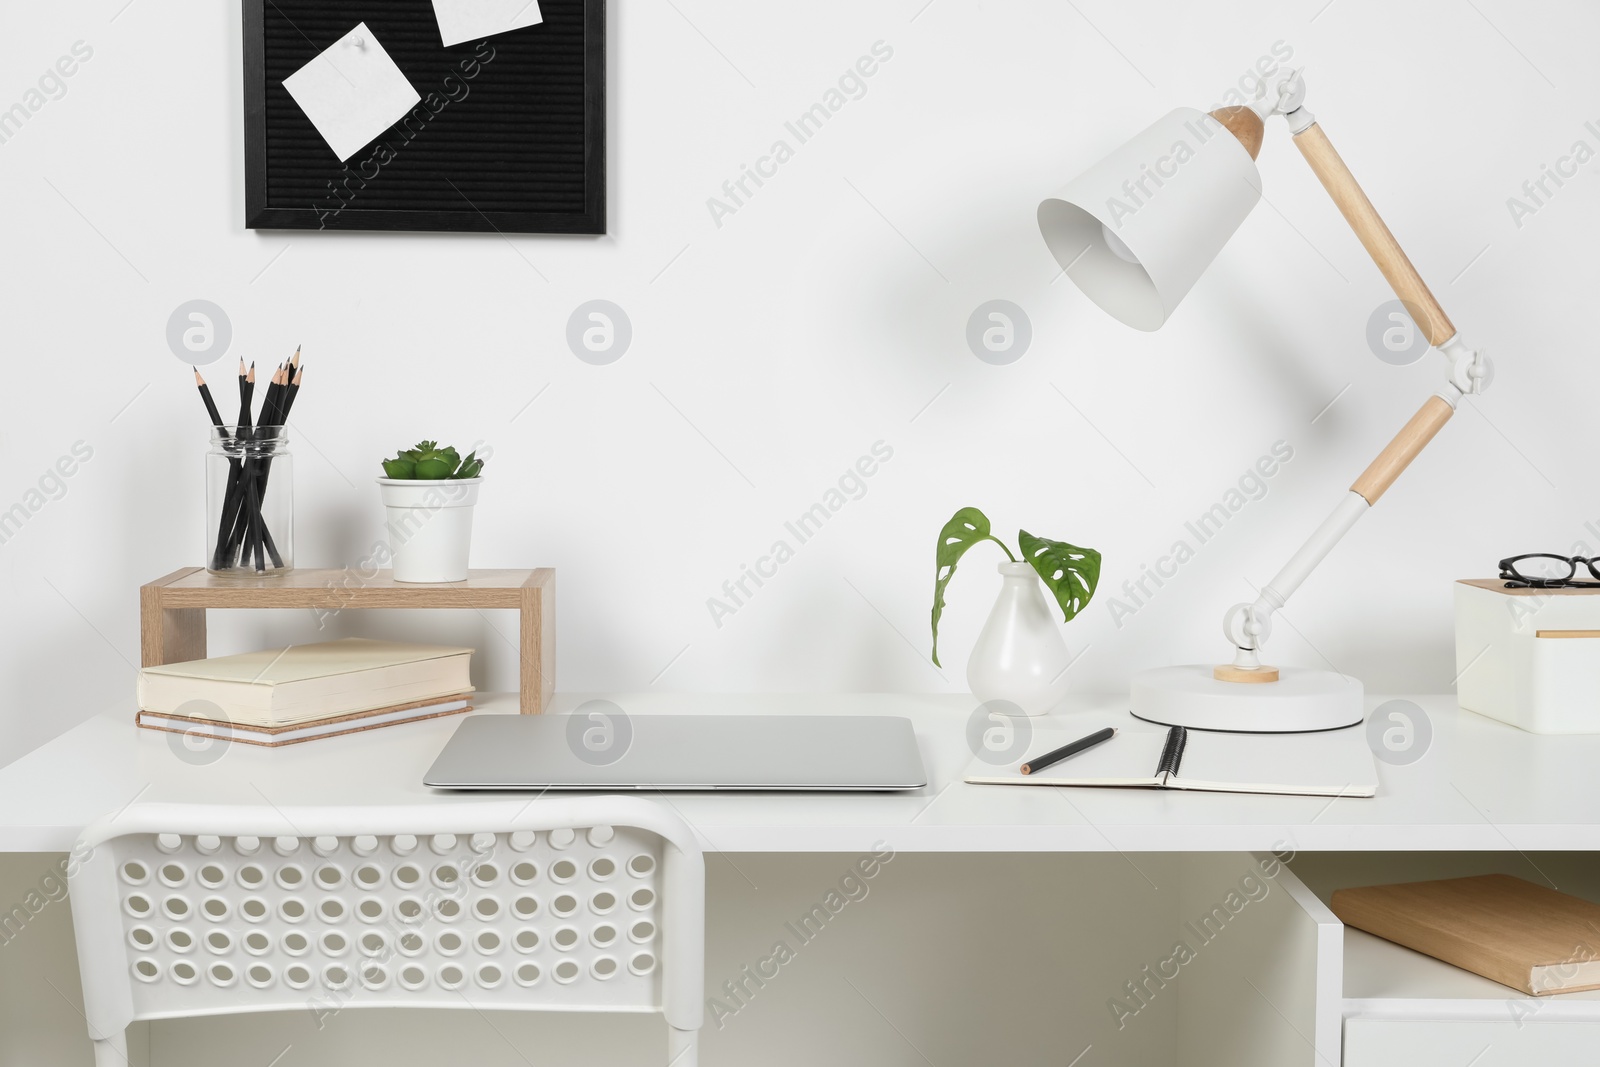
[1289,854,1600,1065]
[1344,1018,1600,1064]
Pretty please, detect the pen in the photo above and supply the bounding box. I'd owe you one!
[1020,726,1117,775]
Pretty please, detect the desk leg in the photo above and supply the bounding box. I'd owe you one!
[520,569,556,713]
[140,570,206,667]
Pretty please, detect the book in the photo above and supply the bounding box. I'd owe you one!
[1331,874,1600,995]
[138,638,474,727]
[136,695,474,748]
[964,720,1377,798]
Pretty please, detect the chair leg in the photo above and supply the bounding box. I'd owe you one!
[667,1025,698,1067]
[93,1031,128,1067]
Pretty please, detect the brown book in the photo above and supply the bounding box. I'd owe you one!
[136,694,473,748]
[1331,874,1600,995]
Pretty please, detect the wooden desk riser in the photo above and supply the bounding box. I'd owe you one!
[139,567,554,713]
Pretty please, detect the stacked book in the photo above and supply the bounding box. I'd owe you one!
[137,638,474,748]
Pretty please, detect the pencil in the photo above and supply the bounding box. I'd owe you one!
[236,360,254,432]
[255,364,292,569]
[195,370,242,567]
[194,370,224,429]
[282,364,302,422]
[210,362,255,570]
[221,365,273,567]
[239,363,264,565]
[229,362,290,569]
[1020,727,1117,775]
[262,364,286,426]
[256,364,292,566]
[208,369,236,569]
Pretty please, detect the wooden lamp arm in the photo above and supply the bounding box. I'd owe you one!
[1291,123,1457,347]
[1289,116,1479,505]
[1218,110,1488,674]
[1349,395,1454,506]
[1291,117,1490,506]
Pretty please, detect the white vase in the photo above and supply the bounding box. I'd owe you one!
[966,561,1074,716]
[377,478,482,583]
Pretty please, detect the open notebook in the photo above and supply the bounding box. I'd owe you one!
[965,721,1377,797]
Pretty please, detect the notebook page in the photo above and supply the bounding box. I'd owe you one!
[1169,725,1378,797]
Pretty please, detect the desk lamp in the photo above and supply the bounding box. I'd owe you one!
[1037,70,1491,732]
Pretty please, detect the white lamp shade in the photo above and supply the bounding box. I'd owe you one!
[1038,108,1262,331]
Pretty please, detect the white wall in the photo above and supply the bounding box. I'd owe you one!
[3,0,1597,763]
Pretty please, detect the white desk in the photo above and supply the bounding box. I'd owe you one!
[4,694,1599,1067]
[1,692,1597,854]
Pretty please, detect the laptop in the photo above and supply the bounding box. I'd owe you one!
[423,713,927,791]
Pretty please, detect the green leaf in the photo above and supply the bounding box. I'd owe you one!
[382,457,416,479]
[414,457,454,479]
[931,507,1016,667]
[453,452,483,479]
[1019,530,1102,622]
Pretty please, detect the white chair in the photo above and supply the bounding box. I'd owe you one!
[68,799,704,1066]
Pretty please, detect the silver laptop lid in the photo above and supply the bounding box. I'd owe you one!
[424,714,927,791]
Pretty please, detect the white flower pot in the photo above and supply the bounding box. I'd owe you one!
[377,478,482,583]
[966,562,1074,716]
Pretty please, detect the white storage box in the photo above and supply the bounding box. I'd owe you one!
[1455,578,1600,734]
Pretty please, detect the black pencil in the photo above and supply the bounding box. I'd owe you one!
[258,364,292,565]
[282,364,302,422]
[210,363,254,570]
[221,364,272,567]
[1020,727,1117,775]
[262,363,286,426]
[196,367,243,566]
[236,360,254,432]
[242,365,283,553]
[255,363,291,569]
[258,362,299,528]
[275,362,291,421]
[226,363,289,569]
[194,370,224,429]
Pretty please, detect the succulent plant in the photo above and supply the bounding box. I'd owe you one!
[381,441,485,480]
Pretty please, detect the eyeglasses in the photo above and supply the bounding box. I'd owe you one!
[1499,553,1600,588]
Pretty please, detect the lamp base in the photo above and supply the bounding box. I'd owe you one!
[1131,664,1363,733]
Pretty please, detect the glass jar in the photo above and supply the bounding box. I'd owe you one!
[207,426,293,576]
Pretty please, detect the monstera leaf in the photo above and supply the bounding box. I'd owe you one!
[931,507,1016,667]
[1019,530,1102,622]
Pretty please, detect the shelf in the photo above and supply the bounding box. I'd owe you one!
[1344,927,1600,1019]
[151,567,539,607]
[139,567,555,713]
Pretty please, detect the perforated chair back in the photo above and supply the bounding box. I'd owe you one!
[69,799,704,1066]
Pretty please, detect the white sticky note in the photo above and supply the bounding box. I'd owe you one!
[431,0,544,48]
[282,24,421,162]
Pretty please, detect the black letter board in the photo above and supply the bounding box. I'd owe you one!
[243,0,604,233]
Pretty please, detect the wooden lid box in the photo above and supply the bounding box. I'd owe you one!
[1456,578,1600,734]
